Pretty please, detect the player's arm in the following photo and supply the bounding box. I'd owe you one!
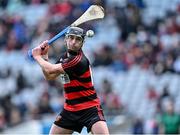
[42,68,61,80]
[41,53,61,80]
[39,59,64,80]
[34,54,65,80]
[32,40,65,80]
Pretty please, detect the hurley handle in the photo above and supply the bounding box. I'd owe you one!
[27,27,69,61]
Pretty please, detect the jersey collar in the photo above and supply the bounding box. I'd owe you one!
[67,49,82,55]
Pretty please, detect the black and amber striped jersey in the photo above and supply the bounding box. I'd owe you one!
[56,49,100,111]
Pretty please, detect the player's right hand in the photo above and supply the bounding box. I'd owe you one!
[40,40,49,55]
[32,46,42,60]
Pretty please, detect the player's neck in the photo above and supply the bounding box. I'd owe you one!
[67,49,81,56]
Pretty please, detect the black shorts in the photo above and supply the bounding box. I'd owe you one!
[54,105,106,133]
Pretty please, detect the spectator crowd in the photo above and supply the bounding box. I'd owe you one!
[0,0,179,134]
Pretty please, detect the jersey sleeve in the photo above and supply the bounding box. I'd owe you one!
[61,53,86,75]
[55,54,65,64]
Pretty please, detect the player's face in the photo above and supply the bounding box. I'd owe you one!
[66,35,83,51]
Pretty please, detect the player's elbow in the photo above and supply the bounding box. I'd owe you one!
[45,69,53,75]
[44,76,55,81]
[43,73,57,81]
[46,64,64,74]
[43,67,56,75]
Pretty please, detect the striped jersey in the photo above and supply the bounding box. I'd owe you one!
[57,49,100,111]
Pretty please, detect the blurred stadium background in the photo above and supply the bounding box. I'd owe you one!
[0,0,180,134]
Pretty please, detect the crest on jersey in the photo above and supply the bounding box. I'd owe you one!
[59,73,70,84]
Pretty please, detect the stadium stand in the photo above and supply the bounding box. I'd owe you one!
[0,0,179,134]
